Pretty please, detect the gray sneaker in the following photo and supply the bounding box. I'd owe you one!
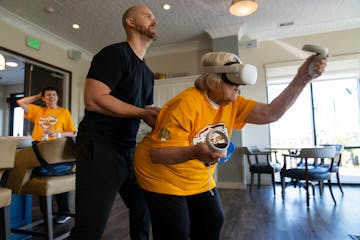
[54,216,71,224]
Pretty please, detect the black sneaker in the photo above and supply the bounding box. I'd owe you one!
[54,216,71,224]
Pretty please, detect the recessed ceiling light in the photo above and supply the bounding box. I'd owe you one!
[44,5,55,13]
[6,61,18,67]
[72,24,80,29]
[163,4,171,10]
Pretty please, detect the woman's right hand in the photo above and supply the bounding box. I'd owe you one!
[193,142,225,165]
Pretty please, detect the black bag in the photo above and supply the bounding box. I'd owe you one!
[31,140,74,176]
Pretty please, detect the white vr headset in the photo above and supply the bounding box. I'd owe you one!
[203,62,257,85]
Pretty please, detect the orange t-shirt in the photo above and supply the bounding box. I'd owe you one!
[25,104,77,141]
[134,87,256,196]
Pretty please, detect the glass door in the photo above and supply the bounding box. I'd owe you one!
[312,78,360,183]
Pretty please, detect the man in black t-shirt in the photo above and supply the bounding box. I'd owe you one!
[69,5,159,240]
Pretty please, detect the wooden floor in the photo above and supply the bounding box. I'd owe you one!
[23,184,360,240]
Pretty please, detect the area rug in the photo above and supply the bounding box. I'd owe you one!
[349,235,360,240]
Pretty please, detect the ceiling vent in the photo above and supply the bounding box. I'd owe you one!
[279,21,294,27]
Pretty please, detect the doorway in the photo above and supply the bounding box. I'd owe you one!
[0,47,72,137]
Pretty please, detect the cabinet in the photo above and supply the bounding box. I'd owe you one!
[136,75,198,143]
[153,75,198,107]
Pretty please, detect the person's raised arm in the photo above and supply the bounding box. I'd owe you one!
[16,92,42,113]
[84,78,158,127]
[245,56,327,124]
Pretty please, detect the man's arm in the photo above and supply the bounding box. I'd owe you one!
[84,78,158,127]
[17,92,42,113]
[245,56,327,124]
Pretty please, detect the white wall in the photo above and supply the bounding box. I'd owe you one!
[0,20,92,126]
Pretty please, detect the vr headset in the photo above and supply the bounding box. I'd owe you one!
[203,61,257,85]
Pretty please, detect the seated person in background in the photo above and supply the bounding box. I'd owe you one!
[134,51,327,240]
[17,86,77,224]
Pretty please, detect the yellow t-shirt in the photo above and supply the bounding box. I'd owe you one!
[134,87,256,196]
[25,104,77,141]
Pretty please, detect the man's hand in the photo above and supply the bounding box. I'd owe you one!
[145,105,161,113]
[142,108,159,128]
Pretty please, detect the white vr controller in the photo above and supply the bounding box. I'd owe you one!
[302,44,329,78]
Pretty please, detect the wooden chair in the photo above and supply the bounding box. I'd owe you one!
[297,144,344,195]
[0,137,19,240]
[5,137,76,240]
[239,146,281,195]
[320,144,344,195]
[280,146,337,207]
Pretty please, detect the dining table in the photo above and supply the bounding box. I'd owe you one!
[265,146,302,155]
[266,145,338,169]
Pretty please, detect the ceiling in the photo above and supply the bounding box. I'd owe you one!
[0,0,360,85]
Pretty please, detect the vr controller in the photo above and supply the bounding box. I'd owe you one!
[206,130,229,155]
[302,44,329,78]
[205,130,234,163]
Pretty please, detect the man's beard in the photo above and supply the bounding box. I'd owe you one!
[135,24,157,41]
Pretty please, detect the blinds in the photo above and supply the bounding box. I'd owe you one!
[265,54,360,85]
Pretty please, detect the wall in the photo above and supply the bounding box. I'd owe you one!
[1,12,359,187]
[147,47,210,77]
[239,28,360,148]
[0,20,91,126]
[149,28,360,188]
[0,85,5,135]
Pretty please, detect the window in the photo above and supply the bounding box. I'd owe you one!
[265,54,360,183]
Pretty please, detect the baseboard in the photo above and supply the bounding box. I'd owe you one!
[217,181,247,189]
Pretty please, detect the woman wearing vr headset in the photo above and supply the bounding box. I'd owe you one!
[134,51,327,240]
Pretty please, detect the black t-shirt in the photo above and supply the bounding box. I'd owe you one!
[78,42,154,147]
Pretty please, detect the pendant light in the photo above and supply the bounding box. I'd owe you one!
[229,0,258,17]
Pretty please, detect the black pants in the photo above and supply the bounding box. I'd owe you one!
[69,136,150,240]
[39,192,70,214]
[144,189,224,240]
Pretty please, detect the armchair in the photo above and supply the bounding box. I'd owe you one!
[320,144,344,195]
[239,146,281,195]
[5,137,76,240]
[0,137,18,240]
[280,146,337,207]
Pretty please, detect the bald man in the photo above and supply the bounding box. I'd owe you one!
[69,5,159,240]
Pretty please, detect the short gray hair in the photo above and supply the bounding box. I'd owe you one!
[194,52,241,94]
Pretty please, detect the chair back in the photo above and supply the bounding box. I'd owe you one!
[320,144,344,168]
[5,137,76,194]
[297,146,336,159]
[0,137,19,180]
[239,146,274,166]
[239,146,250,155]
[247,146,261,153]
[35,137,76,164]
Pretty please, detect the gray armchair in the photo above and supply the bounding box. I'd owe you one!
[280,146,337,207]
[239,146,280,195]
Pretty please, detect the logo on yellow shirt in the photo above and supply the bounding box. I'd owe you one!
[159,128,171,141]
[193,123,229,145]
[39,115,58,130]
